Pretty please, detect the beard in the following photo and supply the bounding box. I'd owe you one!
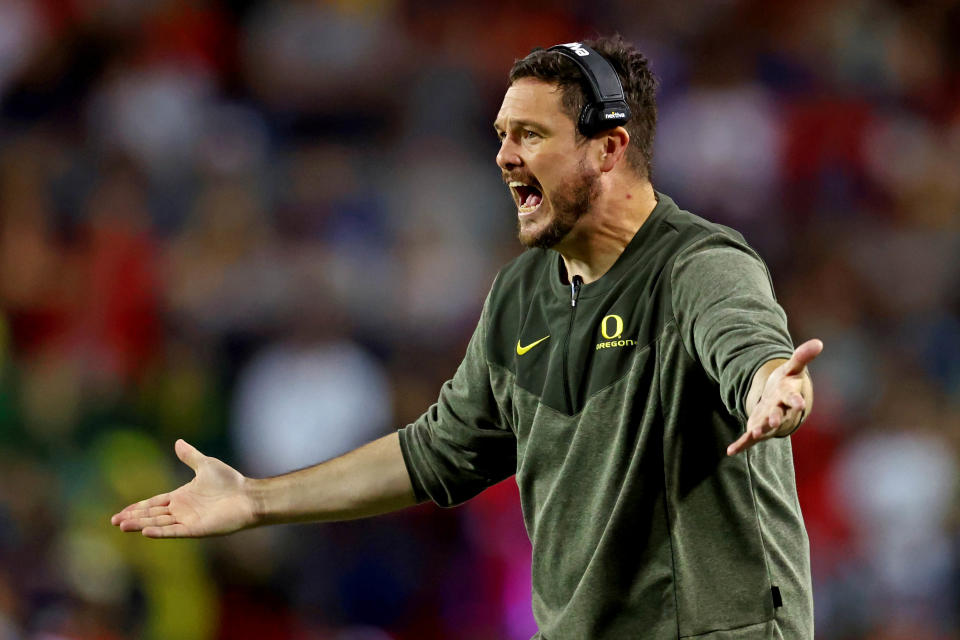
[517,160,600,249]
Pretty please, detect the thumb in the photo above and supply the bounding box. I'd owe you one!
[174,439,204,472]
[783,338,824,376]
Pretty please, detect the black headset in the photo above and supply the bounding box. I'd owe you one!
[547,42,631,137]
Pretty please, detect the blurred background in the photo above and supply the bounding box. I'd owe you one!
[0,0,957,638]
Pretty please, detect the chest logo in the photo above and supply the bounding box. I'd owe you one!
[517,335,550,356]
[601,315,624,339]
[596,314,636,350]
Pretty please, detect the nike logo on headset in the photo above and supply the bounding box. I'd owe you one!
[517,335,550,355]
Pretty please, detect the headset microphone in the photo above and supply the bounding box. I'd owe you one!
[547,42,631,137]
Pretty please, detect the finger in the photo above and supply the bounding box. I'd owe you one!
[124,494,171,512]
[767,406,783,431]
[786,392,805,410]
[175,439,204,472]
[747,404,778,438]
[120,515,178,532]
[727,430,754,456]
[119,519,143,532]
[779,395,806,430]
[129,515,177,531]
[142,523,191,539]
[729,419,776,455]
[114,506,171,524]
[783,339,823,376]
[745,400,771,435]
[111,494,171,524]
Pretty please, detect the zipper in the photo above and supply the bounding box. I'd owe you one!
[562,275,583,413]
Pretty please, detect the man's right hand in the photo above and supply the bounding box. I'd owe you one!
[110,439,258,538]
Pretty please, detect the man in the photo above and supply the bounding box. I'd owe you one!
[113,35,821,639]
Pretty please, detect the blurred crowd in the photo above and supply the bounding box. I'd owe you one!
[0,0,957,638]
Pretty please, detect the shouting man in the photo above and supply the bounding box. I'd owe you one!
[113,36,821,640]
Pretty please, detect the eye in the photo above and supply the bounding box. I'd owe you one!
[523,129,540,140]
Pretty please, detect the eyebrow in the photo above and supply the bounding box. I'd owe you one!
[493,119,548,134]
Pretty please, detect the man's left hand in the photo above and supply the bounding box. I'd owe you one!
[726,339,823,456]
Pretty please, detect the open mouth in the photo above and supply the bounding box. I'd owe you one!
[509,181,543,214]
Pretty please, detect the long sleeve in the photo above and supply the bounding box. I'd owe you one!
[670,233,795,423]
[398,290,517,507]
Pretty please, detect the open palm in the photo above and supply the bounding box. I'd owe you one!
[726,339,823,456]
[111,439,257,538]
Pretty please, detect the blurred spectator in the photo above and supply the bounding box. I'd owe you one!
[0,1,957,638]
[829,374,958,636]
[0,134,77,358]
[242,0,408,123]
[75,164,162,386]
[0,0,45,96]
[86,64,215,177]
[231,332,392,476]
[655,81,781,222]
[164,179,288,339]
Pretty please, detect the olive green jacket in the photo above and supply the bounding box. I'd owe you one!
[399,193,813,639]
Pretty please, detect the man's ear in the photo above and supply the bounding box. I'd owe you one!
[598,127,630,173]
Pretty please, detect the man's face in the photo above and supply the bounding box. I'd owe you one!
[494,78,600,249]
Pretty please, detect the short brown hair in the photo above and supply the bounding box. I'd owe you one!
[509,35,658,179]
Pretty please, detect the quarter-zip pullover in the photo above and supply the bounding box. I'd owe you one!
[399,192,813,639]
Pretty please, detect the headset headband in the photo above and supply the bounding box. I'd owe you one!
[547,42,631,137]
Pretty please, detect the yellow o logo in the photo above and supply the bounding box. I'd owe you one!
[601,314,624,340]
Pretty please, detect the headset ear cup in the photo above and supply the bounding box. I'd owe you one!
[549,43,630,137]
[579,104,598,137]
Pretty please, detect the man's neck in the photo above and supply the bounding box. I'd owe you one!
[556,180,658,284]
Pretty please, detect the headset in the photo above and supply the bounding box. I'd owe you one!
[546,42,631,137]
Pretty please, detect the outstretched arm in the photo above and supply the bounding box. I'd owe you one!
[111,432,418,538]
[726,338,822,456]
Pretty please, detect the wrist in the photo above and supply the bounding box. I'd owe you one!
[243,476,271,527]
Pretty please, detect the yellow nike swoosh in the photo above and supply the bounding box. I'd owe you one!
[517,335,550,355]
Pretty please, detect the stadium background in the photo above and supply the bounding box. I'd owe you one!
[0,0,958,638]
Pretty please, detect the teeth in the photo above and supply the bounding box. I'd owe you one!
[509,180,540,214]
[518,198,541,213]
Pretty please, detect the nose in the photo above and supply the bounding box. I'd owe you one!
[496,137,522,172]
